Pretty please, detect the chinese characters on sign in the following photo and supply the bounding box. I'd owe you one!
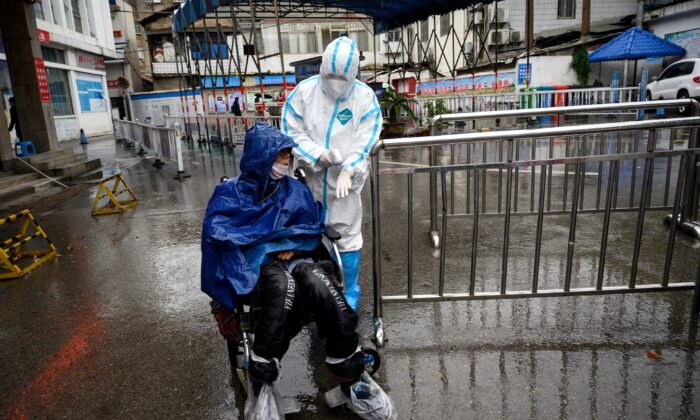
[76,52,106,71]
[34,57,51,103]
[517,63,532,85]
[37,29,51,44]
[416,72,516,96]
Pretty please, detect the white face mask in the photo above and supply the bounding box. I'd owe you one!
[321,77,351,100]
[270,162,288,180]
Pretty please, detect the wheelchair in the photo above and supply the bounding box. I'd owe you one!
[218,168,381,414]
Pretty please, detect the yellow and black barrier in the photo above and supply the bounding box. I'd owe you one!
[0,209,58,280]
[91,173,139,215]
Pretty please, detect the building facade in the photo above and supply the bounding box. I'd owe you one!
[0,0,118,141]
[107,0,152,120]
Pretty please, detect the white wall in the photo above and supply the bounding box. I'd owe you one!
[36,0,117,58]
[516,55,578,87]
[505,0,638,34]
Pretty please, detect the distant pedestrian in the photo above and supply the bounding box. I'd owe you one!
[8,97,22,140]
[455,106,466,131]
[231,97,242,117]
[254,93,264,116]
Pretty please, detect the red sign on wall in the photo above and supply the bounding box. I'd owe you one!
[37,29,51,44]
[34,57,51,103]
[113,30,123,38]
[107,80,119,89]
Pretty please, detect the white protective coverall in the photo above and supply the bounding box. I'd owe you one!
[282,36,382,309]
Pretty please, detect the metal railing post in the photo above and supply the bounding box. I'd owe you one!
[370,153,384,346]
[693,258,700,323]
[682,104,700,223]
[501,139,514,294]
[429,123,440,247]
[630,128,657,288]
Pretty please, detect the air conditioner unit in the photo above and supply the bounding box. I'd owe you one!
[473,12,483,24]
[488,31,510,45]
[510,31,521,43]
[489,8,509,23]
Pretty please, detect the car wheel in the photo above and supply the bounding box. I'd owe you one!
[677,90,690,116]
[646,90,652,101]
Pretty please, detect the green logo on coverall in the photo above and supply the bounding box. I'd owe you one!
[336,108,353,125]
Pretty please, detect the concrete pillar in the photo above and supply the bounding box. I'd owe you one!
[0,0,59,153]
[0,97,13,170]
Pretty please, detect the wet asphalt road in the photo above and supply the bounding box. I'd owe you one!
[1,119,699,419]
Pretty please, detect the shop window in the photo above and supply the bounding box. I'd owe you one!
[46,68,74,116]
[34,2,45,20]
[349,31,370,52]
[71,0,83,33]
[440,14,450,37]
[420,20,429,41]
[558,0,576,19]
[41,46,66,64]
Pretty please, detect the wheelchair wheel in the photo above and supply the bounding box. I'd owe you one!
[362,347,381,376]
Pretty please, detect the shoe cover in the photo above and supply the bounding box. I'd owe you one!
[346,372,397,420]
[244,380,285,420]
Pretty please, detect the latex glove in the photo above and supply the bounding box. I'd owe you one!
[319,151,334,168]
[336,171,352,199]
[319,149,343,168]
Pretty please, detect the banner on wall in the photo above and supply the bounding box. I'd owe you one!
[207,94,228,113]
[34,57,51,103]
[76,72,107,113]
[665,28,700,58]
[416,72,517,97]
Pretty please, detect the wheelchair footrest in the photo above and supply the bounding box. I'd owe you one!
[282,397,302,414]
[324,386,349,408]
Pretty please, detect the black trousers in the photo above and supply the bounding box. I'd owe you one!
[252,260,360,361]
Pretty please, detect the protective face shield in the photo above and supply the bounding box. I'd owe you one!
[320,36,359,100]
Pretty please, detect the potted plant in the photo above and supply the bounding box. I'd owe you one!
[379,86,417,138]
[425,99,450,132]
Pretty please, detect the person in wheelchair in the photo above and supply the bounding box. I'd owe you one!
[201,123,394,418]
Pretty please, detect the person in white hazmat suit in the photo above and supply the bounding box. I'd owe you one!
[282,36,382,312]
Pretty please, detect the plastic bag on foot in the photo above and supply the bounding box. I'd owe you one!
[244,381,285,420]
[347,372,397,420]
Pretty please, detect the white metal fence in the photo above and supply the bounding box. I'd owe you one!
[410,87,641,126]
[165,115,282,144]
[113,119,186,174]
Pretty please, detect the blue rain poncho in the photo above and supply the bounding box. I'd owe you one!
[201,123,325,309]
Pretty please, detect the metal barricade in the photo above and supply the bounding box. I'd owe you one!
[425,99,700,247]
[166,114,283,145]
[369,115,700,346]
[413,87,641,124]
[113,119,186,176]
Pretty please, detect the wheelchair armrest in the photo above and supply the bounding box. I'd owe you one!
[324,226,341,241]
[293,167,307,185]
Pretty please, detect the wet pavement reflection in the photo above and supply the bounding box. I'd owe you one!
[0,130,698,419]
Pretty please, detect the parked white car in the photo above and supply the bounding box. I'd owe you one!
[646,58,700,115]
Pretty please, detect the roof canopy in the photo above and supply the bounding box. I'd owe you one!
[172,0,493,35]
[588,27,686,62]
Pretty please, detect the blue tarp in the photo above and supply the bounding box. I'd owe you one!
[172,0,494,34]
[201,122,325,309]
[589,27,686,62]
